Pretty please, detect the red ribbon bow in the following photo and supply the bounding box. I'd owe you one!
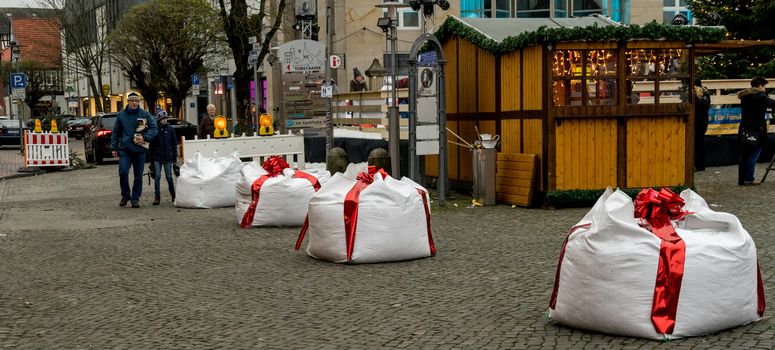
[355,166,389,184]
[240,156,319,229]
[262,155,290,177]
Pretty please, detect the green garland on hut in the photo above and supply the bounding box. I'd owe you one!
[434,16,727,55]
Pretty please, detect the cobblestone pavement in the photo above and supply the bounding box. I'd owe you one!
[0,146,25,178]
[0,162,774,349]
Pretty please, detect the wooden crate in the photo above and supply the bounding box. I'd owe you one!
[496,153,537,207]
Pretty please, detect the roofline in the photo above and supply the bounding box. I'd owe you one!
[449,15,498,43]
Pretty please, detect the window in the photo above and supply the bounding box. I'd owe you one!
[552,49,618,106]
[461,0,509,18]
[626,48,688,105]
[554,0,568,17]
[662,0,692,24]
[573,0,606,17]
[383,0,420,29]
[516,0,550,18]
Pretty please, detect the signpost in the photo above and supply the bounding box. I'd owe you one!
[278,39,328,137]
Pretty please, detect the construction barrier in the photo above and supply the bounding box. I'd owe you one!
[24,131,70,167]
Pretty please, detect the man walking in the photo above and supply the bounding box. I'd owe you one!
[198,104,216,139]
[737,77,775,185]
[111,92,158,207]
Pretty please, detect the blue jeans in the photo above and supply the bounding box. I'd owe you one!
[154,161,175,197]
[119,150,146,202]
[738,144,762,184]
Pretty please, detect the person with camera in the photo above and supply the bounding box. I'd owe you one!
[110,92,158,208]
[737,77,775,186]
[149,110,177,205]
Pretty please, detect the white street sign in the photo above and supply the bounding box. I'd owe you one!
[248,36,257,44]
[329,54,342,69]
[12,88,25,100]
[321,85,333,98]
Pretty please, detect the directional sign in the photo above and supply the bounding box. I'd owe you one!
[329,54,342,69]
[249,50,258,60]
[10,73,27,88]
[286,117,327,129]
[248,56,258,66]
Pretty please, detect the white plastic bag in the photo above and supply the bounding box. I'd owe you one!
[549,188,764,340]
[236,161,330,227]
[174,153,244,208]
[297,164,435,264]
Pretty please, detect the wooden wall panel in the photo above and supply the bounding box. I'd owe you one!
[522,46,543,110]
[522,119,543,186]
[447,120,459,180]
[500,51,521,111]
[478,50,496,113]
[554,119,618,190]
[500,119,521,153]
[626,117,686,188]
[444,38,458,115]
[424,155,439,177]
[459,40,478,114]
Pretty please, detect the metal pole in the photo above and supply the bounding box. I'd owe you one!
[438,60,447,206]
[229,77,237,133]
[325,0,334,155]
[253,62,260,132]
[408,59,417,181]
[388,8,400,176]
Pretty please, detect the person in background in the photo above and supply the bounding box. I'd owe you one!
[110,92,158,208]
[737,77,775,185]
[350,67,367,92]
[694,78,711,171]
[149,110,177,205]
[198,104,216,139]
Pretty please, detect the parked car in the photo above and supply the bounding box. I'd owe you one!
[167,118,198,140]
[67,118,92,139]
[83,113,117,164]
[0,120,26,146]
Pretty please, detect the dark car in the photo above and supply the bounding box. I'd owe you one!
[167,118,198,141]
[84,113,118,164]
[67,118,92,139]
[0,120,26,146]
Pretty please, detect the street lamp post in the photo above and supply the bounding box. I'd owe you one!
[375,2,409,176]
[7,14,24,153]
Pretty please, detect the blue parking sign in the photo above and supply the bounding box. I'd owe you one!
[191,74,200,85]
[10,73,27,88]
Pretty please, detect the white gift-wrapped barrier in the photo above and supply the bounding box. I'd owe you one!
[174,153,244,208]
[237,156,331,227]
[295,164,436,264]
[549,188,765,340]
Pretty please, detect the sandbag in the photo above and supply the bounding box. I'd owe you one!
[296,164,436,264]
[549,188,765,340]
[236,158,331,227]
[174,153,244,208]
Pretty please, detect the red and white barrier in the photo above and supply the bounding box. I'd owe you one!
[24,132,70,167]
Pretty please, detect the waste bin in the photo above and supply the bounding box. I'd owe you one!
[472,147,497,205]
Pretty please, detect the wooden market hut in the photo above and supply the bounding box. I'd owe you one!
[425,16,725,205]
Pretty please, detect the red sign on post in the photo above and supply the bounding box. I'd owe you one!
[329,54,342,69]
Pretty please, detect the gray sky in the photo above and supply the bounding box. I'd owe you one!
[3,0,34,8]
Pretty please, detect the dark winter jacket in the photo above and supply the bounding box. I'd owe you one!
[110,106,158,153]
[198,116,215,139]
[737,87,775,146]
[149,123,178,162]
[694,86,711,135]
[350,79,367,92]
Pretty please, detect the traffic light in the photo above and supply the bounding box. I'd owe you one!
[213,115,229,138]
[258,113,274,136]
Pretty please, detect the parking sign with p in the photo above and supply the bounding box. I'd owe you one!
[11,73,27,88]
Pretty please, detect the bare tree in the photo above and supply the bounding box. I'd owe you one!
[108,0,226,117]
[217,0,286,133]
[36,0,119,113]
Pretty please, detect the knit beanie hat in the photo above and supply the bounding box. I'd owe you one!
[127,91,141,101]
[353,67,363,78]
[156,110,169,120]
